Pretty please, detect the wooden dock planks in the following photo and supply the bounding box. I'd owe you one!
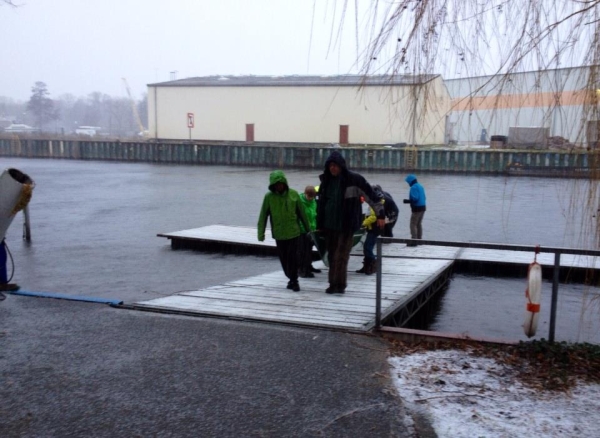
[158,225,274,247]
[135,255,455,332]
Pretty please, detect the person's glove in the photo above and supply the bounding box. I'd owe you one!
[403,199,410,204]
[258,235,265,242]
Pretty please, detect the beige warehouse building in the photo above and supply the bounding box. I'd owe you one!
[147,75,451,145]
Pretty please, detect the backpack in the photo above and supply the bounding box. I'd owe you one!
[381,191,399,221]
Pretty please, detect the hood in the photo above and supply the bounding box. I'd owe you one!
[324,150,347,175]
[405,174,417,186]
[268,170,289,192]
[371,184,383,199]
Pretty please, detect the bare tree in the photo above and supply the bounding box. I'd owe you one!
[326,1,599,140]
[331,1,598,80]
[137,93,148,129]
[328,0,600,246]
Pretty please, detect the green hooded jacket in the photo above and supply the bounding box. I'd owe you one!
[257,170,309,241]
[299,192,317,233]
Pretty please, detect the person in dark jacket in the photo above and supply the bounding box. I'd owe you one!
[258,170,310,292]
[372,184,399,239]
[403,174,426,246]
[316,151,385,294]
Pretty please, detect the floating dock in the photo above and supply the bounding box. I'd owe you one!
[146,225,600,332]
[158,224,281,255]
[135,254,454,332]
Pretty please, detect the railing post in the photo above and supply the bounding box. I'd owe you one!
[375,237,383,329]
[549,251,561,342]
[22,205,31,241]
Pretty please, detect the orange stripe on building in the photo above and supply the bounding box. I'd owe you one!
[452,90,594,111]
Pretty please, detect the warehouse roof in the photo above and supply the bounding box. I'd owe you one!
[148,74,440,88]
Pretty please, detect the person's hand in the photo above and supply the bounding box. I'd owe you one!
[377,218,385,229]
[403,199,410,204]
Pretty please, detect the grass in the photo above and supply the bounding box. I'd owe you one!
[386,337,600,392]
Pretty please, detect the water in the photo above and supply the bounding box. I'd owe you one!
[3,157,599,343]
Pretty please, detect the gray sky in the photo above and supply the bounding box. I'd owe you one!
[0,0,361,102]
[2,1,594,103]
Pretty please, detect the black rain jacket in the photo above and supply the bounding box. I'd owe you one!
[316,151,385,233]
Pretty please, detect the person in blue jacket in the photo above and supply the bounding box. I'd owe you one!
[403,174,426,246]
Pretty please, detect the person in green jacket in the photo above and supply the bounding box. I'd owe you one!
[298,185,321,278]
[258,170,310,292]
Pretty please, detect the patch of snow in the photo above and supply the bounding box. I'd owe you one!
[389,350,600,437]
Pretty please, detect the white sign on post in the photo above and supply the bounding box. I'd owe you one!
[187,113,194,128]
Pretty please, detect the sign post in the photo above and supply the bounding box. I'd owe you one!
[187,112,194,140]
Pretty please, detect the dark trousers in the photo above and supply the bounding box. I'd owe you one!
[363,229,379,261]
[325,230,354,291]
[409,211,425,239]
[298,233,313,276]
[383,220,397,238]
[275,236,300,283]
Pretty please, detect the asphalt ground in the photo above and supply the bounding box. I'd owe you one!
[0,294,413,437]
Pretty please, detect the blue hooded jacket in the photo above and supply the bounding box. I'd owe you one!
[405,174,426,212]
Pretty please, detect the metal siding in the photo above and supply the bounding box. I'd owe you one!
[149,79,450,145]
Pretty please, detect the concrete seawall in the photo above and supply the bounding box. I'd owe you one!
[0,137,596,176]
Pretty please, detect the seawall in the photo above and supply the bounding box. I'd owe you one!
[0,137,596,176]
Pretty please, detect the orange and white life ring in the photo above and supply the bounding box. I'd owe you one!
[523,260,542,338]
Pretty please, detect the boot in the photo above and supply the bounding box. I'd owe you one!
[355,259,367,273]
[365,259,377,275]
[0,283,19,292]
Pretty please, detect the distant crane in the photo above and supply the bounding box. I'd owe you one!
[122,78,148,137]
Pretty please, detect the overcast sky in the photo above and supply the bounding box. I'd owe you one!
[2,1,594,103]
[0,0,363,102]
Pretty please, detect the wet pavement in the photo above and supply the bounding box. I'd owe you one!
[1,296,409,437]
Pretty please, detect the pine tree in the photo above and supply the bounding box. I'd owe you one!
[27,82,59,132]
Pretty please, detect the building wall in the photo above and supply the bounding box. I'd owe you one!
[148,78,451,145]
[445,66,598,145]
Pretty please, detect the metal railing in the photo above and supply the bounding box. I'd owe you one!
[375,237,600,342]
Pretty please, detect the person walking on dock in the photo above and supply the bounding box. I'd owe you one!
[403,174,426,246]
[258,170,310,292]
[372,184,399,240]
[356,188,384,276]
[317,151,385,294]
[298,185,320,278]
